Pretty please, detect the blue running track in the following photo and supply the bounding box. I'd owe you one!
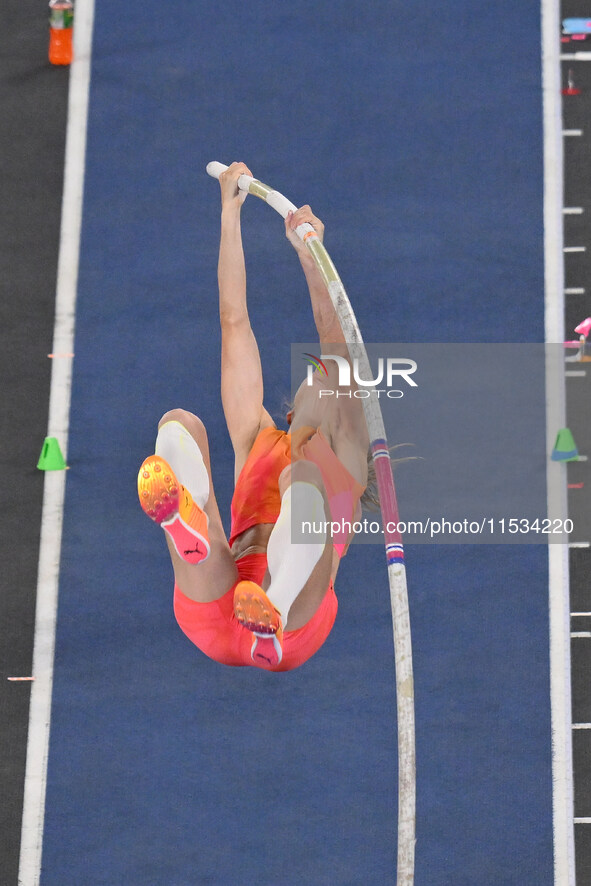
[41,1,553,883]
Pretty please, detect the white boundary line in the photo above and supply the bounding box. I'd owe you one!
[17,3,95,884]
[561,51,591,60]
[542,0,577,882]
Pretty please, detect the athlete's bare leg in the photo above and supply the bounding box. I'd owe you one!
[156,408,239,603]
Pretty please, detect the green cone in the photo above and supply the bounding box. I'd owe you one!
[37,437,67,471]
[551,428,579,462]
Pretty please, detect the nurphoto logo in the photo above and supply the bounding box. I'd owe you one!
[303,352,418,399]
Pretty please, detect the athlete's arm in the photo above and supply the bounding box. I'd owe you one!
[218,163,274,467]
[285,206,345,346]
[286,205,369,485]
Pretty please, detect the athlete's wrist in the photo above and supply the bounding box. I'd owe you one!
[298,249,316,270]
[221,202,242,219]
[220,206,243,233]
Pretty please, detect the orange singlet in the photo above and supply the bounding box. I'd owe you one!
[173,426,365,671]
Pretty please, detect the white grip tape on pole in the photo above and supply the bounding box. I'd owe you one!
[265,189,297,217]
[265,191,317,240]
[205,162,253,193]
[295,222,317,241]
[205,161,227,180]
[238,174,253,192]
[206,161,317,242]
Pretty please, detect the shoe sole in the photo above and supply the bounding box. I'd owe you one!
[251,633,283,667]
[138,456,210,565]
[233,581,283,667]
[233,581,281,635]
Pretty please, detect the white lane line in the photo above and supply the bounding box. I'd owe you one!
[17,3,95,885]
[575,818,591,823]
[571,632,591,638]
[571,613,591,617]
[544,0,577,880]
[563,246,586,252]
[565,370,586,376]
[572,723,591,728]
[565,287,585,294]
[563,207,584,213]
[569,542,591,548]
[561,51,591,59]
[563,129,583,136]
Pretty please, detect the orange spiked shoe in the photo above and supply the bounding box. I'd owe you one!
[233,580,284,667]
[138,455,210,565]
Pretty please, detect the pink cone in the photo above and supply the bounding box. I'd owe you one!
[574,317,591,337]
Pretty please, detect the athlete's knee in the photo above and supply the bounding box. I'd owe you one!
[158,409,208,444]
[277,461,329,531]
[285,459,325,494]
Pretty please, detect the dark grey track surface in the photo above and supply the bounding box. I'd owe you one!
[561,1,591,879]
[0,3,68,884]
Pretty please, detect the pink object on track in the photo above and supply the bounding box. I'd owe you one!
[574,317,591,337]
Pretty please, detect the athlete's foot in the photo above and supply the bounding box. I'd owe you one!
[233,580,284,667]
[137,455,210,565]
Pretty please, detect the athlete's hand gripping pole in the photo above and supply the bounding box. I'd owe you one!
[206,161,319,245]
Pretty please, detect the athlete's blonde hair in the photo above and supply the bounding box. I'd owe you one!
[362,445,418,511]
[282,399,417,512]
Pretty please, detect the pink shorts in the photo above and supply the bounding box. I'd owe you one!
[173,552,338,671]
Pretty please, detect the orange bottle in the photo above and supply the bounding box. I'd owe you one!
[49,0,74,66]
